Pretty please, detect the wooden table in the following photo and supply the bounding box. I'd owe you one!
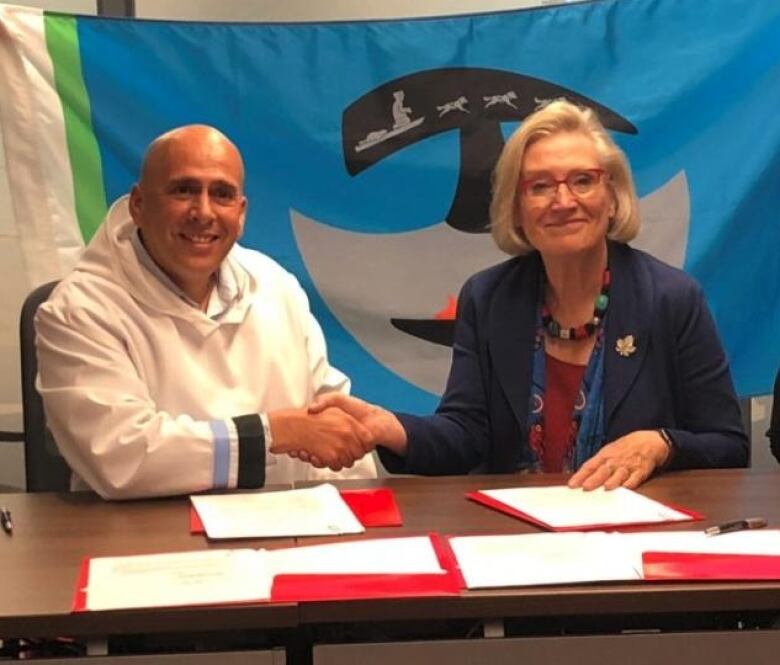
[301,470,780,665]
[0,490,297,642]
[2,469,780,663]
[299,469,780,622]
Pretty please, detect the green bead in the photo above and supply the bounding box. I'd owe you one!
[596,294,608,310]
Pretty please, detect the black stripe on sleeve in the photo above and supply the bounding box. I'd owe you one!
[233,414,265,489]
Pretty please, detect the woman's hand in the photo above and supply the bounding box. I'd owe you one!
[268,407,373,471]
[285,394,408,466]
[568,430,671,490]
[308,394,408,454]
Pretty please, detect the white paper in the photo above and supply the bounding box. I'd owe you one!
[191,483,365,539]
[450,532,640,589]
[480,485,692,528]
[266,535,445,575]
[451,529,780,590]
[85,549,272,611]
[619,529,780,570]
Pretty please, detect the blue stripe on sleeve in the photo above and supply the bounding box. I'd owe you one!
[210,419,230,488]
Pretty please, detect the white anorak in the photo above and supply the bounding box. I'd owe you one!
[35,197,376,499]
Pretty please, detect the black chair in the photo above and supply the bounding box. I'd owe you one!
[770,368,780,464]
[20,280,71,492]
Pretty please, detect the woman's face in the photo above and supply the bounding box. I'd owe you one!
[517,131,615,259]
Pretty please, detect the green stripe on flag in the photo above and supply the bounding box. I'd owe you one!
[45,14,106,242]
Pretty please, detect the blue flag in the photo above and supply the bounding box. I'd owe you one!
[1,0,778,410]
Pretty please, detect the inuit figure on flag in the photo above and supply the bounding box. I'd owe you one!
[392,90,413,128]
[355,89,425,153]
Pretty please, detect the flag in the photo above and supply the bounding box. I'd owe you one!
[1,0,778,411]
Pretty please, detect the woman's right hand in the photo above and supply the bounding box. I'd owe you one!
[308,394,408,456]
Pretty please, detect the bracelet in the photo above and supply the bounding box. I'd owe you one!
[656,428,675,467]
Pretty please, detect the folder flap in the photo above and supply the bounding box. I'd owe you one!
[433,533,466,590]
[71,557,91,612]
[270,533,462,602]
[340,488,403,527]
[643,551,780,580]
[466,490,552,529]
[271,570,460,602]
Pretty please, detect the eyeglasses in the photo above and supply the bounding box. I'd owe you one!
[519,169,606,200]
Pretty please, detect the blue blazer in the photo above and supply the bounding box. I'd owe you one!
[380,242,749,475]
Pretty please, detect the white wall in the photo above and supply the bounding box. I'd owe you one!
[134,0,576,22]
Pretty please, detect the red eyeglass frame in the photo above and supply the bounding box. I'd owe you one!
[518,168,606,196]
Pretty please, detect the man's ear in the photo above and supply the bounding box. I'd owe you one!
[129,184,143,226]
[238,196,247,238]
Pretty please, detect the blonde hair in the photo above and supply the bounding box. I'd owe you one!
[490,99,639,255]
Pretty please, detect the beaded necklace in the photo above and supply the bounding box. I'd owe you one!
[541,268,610,341]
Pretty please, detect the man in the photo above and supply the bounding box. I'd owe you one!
[35,125,376,499]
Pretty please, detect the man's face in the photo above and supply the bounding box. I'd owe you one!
[129,130,247,301]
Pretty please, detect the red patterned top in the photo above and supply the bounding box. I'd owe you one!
[541,353,587,473]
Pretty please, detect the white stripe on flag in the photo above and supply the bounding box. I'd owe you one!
[0,5,84,289]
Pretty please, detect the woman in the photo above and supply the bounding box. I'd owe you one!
[312,99,748,489]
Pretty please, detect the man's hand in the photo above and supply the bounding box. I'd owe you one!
[268,408,374,471]
[308,394,408,455]
[568,430,671,491]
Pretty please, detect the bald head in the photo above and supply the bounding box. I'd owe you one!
[128,124,248,305]
[139,124,245,190]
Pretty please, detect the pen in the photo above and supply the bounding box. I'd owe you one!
[705,517,767,537]
[0,507,12,535]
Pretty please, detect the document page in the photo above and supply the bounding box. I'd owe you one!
[84,549,272,611]
[451,530,780,589]
[267,535,445,575]
[479,485,692,529]
[450,532,640,589]
[191,483,365,539]
[621,529,780,566]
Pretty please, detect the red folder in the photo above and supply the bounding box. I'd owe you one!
[72,558,90,611]
[71,555,283,612]
[190,487,402,534]
[270,533,464,602]
[466,490,703,532]
[72,533,463,611]
[339,488,403,527]
[643,551,780,581]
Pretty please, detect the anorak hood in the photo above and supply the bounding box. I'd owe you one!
[76,196,257,333]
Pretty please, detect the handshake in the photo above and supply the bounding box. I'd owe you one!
[267,394,407,471]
